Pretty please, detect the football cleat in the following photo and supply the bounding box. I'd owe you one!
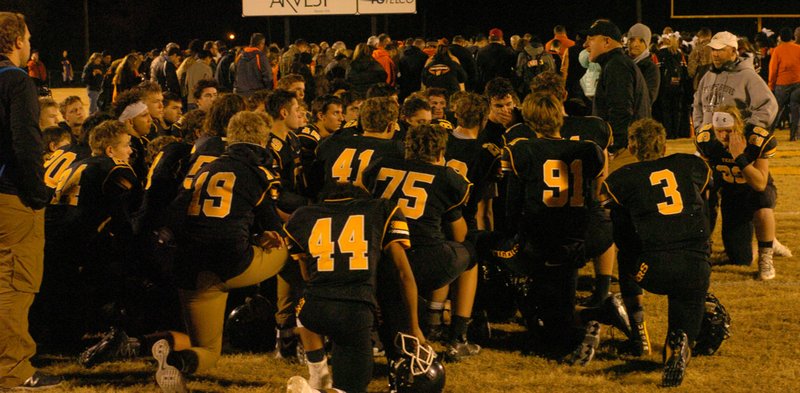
[275,327,305,364]
[152,339,187,393]
[286,375,315,393]
[773,239,792,258]
[597,293,632,338]
[425,324,448,343]
[15,371,63,390]
[79,327,140,368]
[443,340,481,363]
[758,248,776,280]
[567,320,600,366]
[662,330,690,387]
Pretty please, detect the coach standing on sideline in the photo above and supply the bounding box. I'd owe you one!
[585,20,651,171]
[0,12,61,390]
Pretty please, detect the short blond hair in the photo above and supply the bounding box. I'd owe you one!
[226,111,272,145]
[627,118,666,161]
[521,92,563,137]
[361,97,399,133]
[89,120,128,156]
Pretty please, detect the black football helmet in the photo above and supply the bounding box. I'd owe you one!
[693,292,731,356]
[390,333,446,393]
[225,295,277,352]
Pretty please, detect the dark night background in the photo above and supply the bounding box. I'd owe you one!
[1,0,798,71]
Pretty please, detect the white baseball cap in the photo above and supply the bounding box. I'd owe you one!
[708,31,738,50]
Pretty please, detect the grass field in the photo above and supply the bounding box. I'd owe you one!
[40,89,800,392]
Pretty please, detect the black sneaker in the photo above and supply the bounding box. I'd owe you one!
[443,340,481,362]
[426,324,448,343]
[79,327,141,368]
[662,330,690,387]
[13,371,63,390]
[274,327,304,364]
[566,320,600,366]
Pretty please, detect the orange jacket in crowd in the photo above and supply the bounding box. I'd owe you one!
[27,59,47,82]
[372,47,397,86]
[768,41,800,90]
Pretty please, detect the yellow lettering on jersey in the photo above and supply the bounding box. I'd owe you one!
[542,159,584,207]
[635,262,649,282]
[715,165,746,184]
[649,169,683,215]
[53,163,88,206]
[183,155,218,189]
[752,127,769,137]
[202,172,236,218]
[446,159,469,180]
[309,215,369,272]
[44,151,78,188]
[748,134,764,148]
[377,169,434,220]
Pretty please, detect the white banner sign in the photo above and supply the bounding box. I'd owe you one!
[357,0,416,14]
[243,0,357,16]
[242,0,416,16]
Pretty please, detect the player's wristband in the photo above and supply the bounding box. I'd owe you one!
[734,154,751,169]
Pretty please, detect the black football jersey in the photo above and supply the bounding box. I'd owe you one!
[269,130,307,200]
[135,141,193,234]
[445,133,503,229]
[182,135,227,190]
[601,153,712,253]
[47,155,140,240]
[174,143,282,283]
[43,142,92,193]
[362,157,472,247]
[694,124,776,193]
[561,115,613,151]
[502,122,537,146]
[129,134,150,186]
[503,137,604,244]
[297,123,323,173]
[314,133,404,191]
[284,197,410,305]
[336,119,403,141]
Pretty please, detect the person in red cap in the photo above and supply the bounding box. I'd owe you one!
[476,28,515,92]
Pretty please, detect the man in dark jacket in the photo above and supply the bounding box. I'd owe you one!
[0,12,62,390]
[153,46,181,97]
[586,20,651,164]
[451,35,478,91]
[397,38,427,102]
[234,33,272,97]
[627,23,660,105]
[476,28,516,93]
[215,45,235,92]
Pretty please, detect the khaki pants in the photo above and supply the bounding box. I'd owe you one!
[0,194,44,388]
[178,245,287,373]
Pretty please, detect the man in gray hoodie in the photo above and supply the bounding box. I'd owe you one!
[693,31,777,131]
